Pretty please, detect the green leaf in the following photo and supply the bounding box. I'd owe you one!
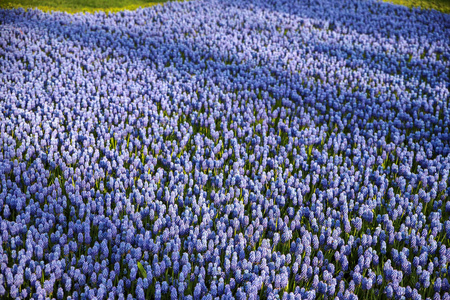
[137,261,147,278]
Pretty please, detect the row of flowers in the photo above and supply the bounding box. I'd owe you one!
[0,0,449,299]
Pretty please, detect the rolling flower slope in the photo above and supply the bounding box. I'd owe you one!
[0,0,449,299]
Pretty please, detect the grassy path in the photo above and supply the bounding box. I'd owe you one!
[0,0,169,13]
[385,0,450,14]
[0,0,449,14]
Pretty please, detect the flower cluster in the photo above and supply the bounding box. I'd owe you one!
[0,0,449,299]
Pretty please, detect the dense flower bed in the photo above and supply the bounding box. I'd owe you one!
[0,0,449,299]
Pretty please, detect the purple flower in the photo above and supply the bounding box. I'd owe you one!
[435,278,442,293]
[194,283,202,300]
[385,285,394,298]
[0,1,449,299]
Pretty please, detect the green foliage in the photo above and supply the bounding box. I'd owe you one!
[383,0,450,14]
[0,0,170,14]
[137,261,147,278]
[0,0,448,14]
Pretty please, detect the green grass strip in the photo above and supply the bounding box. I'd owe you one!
[0,0,449,14]
[0,0,170,14]
[383,0,450,14]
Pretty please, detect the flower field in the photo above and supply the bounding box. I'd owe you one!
[0,0,449,299]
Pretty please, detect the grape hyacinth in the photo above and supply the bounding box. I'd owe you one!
[0,0,449,298]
